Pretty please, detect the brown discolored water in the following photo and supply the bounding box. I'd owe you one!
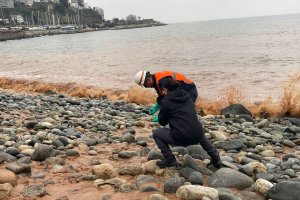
[0,14,300,115]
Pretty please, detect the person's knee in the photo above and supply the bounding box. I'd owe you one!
[152,129,159,139]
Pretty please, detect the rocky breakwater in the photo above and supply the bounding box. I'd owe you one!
[0,90,299,199]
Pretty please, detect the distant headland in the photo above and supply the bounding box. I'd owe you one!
[0,0,166,41]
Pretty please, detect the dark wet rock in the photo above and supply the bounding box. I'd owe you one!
[239,114,253,122]
[31,144,54,161]
[83,138,97,146]
[186,145,210,160]
[66,149,80,157]
[81,175,97,180]
[172,146,189,155]
[239,164,253,176]
[188,171,203,185]
[282,154,299,162]
[164,177,185,193]
[25,121,38,129]
[221,104,252,117]
[246,153,261,161]
[5,147,20,156]
[216,140,246,151]
[256,172,275,181]
[136,141,147,147]
[180,167,197,179]
[0,152,17,162]
[267,181,300,200]
[117,166,144,176]
[17,156,31,164]
[208,168,254,190]
[57,137,69,146]
[118,151,138,159]
[52,140,64,148]
[5,163,31,174]
[147,150,163,160]
[182,155,212,175]
[285,117,300,126]
[22,185,47,197]
[28,139,38,147]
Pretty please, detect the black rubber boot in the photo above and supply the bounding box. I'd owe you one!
[209,151,222,168]
[157,155,178,168]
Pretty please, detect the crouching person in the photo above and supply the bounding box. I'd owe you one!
[152,78,221,168]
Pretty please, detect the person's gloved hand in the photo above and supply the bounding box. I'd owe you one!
[149,103,159,115]
[153,115,158,122]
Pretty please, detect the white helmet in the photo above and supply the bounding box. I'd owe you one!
[134,71,148,86]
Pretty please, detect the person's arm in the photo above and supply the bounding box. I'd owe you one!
[158,101,169,126]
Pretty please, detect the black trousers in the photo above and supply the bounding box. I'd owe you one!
[152,128,218,158]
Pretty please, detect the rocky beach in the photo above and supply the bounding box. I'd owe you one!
[0,89,299,200]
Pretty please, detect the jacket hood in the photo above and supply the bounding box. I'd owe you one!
[165,89,190,103]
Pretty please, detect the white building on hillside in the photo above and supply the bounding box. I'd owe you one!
[15,0,34,6]
[0,0,14,8]
[11,14,24,23]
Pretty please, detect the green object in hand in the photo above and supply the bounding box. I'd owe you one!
[153,115,159,122]
[149,103,159,115]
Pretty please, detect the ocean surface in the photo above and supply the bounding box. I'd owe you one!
[1,14,300,101]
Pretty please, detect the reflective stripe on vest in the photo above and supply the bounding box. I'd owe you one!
[154,71,193,95]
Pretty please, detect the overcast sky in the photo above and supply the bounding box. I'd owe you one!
[84,0,300,23]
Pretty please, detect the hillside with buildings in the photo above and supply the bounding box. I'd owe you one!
[0,0,104,27]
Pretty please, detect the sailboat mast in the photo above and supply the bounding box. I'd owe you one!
[1,7,4,26]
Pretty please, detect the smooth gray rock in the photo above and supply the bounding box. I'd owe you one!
[216,140,246,151]
[188,171,203,185]
[66,149,80,157]
[208,168,254,190]
[267,181,300,200]
[118,151,138,159]
[0,152,17,162]
[186,145,210,160]
[5,163,31,174]
[220,104,252,117]
[31,144,54,161]
[164,177,185,193]
[147,150,163,160]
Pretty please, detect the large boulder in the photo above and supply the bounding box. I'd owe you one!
[208,168,254,190]
[221,104,252,117]
[267,181,300,200]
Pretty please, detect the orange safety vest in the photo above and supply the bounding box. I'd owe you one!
[154,71,193,96]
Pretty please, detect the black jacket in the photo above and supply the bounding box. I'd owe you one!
[152,75,195,105]
[158,89,203,145]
